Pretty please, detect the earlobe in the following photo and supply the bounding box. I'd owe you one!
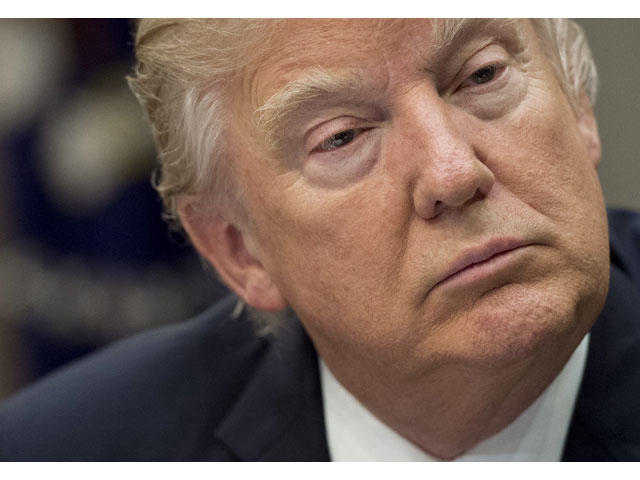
[576,90,602,168]
[177,199,288,312]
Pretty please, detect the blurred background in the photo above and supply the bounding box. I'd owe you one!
[0,19,228,398]
[577,19,640,210]
[0,19,638,399]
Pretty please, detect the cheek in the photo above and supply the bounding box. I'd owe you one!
[484,87,609,288]
[252,176,413,318]
[485,87,597,215]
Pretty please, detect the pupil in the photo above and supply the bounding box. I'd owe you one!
[473,65,496,84]
[331,130,354,147]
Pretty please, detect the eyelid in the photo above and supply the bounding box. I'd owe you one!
[458,62,507,91]
[305,116,374,154]
[453,43,511,92]
[313,128,365,153]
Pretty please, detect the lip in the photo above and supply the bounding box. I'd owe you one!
[434,238,531,289]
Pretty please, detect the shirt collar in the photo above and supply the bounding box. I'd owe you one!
[320,334,589,461]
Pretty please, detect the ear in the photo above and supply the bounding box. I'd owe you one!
[575,89,602,168]
[178,199,287,312]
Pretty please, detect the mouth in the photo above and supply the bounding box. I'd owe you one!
[434,238,532,290]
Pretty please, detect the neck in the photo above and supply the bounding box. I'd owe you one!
[320,329,586,460]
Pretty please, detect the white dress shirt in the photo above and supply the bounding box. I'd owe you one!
[320,335,589,461]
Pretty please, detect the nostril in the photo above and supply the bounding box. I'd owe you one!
[473,187,488,202]
[433,200,444,217]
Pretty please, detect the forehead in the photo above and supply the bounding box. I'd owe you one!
[259,19,428,63]
[251,19,479,68]
[242,19,530,113]
[245,19,431,101]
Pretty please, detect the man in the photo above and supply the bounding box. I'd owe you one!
[1,18,639,461]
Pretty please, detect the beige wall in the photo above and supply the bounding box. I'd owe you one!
[576,19,640,211]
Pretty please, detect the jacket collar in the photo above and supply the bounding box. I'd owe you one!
[214,319,330,461]
[563,260,640,460]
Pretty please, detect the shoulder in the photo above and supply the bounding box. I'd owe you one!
[0,295,269,460]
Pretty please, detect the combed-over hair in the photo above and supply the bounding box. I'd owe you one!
[128,19,283,228]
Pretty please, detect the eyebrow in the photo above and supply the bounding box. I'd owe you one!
[253,66,366,152]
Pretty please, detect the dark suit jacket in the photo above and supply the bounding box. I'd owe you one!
[1,209,639,461]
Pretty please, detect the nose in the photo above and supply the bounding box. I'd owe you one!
[397,96,495,219]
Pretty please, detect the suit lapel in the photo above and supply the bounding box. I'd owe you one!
[563,262,640,460]
[214,321,330,461]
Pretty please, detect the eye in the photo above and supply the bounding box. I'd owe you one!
[470,65,497,85]
[458,63,505,91]
[314,129,362,153]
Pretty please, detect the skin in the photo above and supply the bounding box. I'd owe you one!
[181,19,610,459]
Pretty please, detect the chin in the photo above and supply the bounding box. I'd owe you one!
[446,282,593,371]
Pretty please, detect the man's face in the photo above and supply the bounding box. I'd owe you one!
[229,20,609,382]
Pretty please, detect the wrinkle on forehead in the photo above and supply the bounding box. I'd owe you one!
[430,18,470,48]
[430,19,523,48]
